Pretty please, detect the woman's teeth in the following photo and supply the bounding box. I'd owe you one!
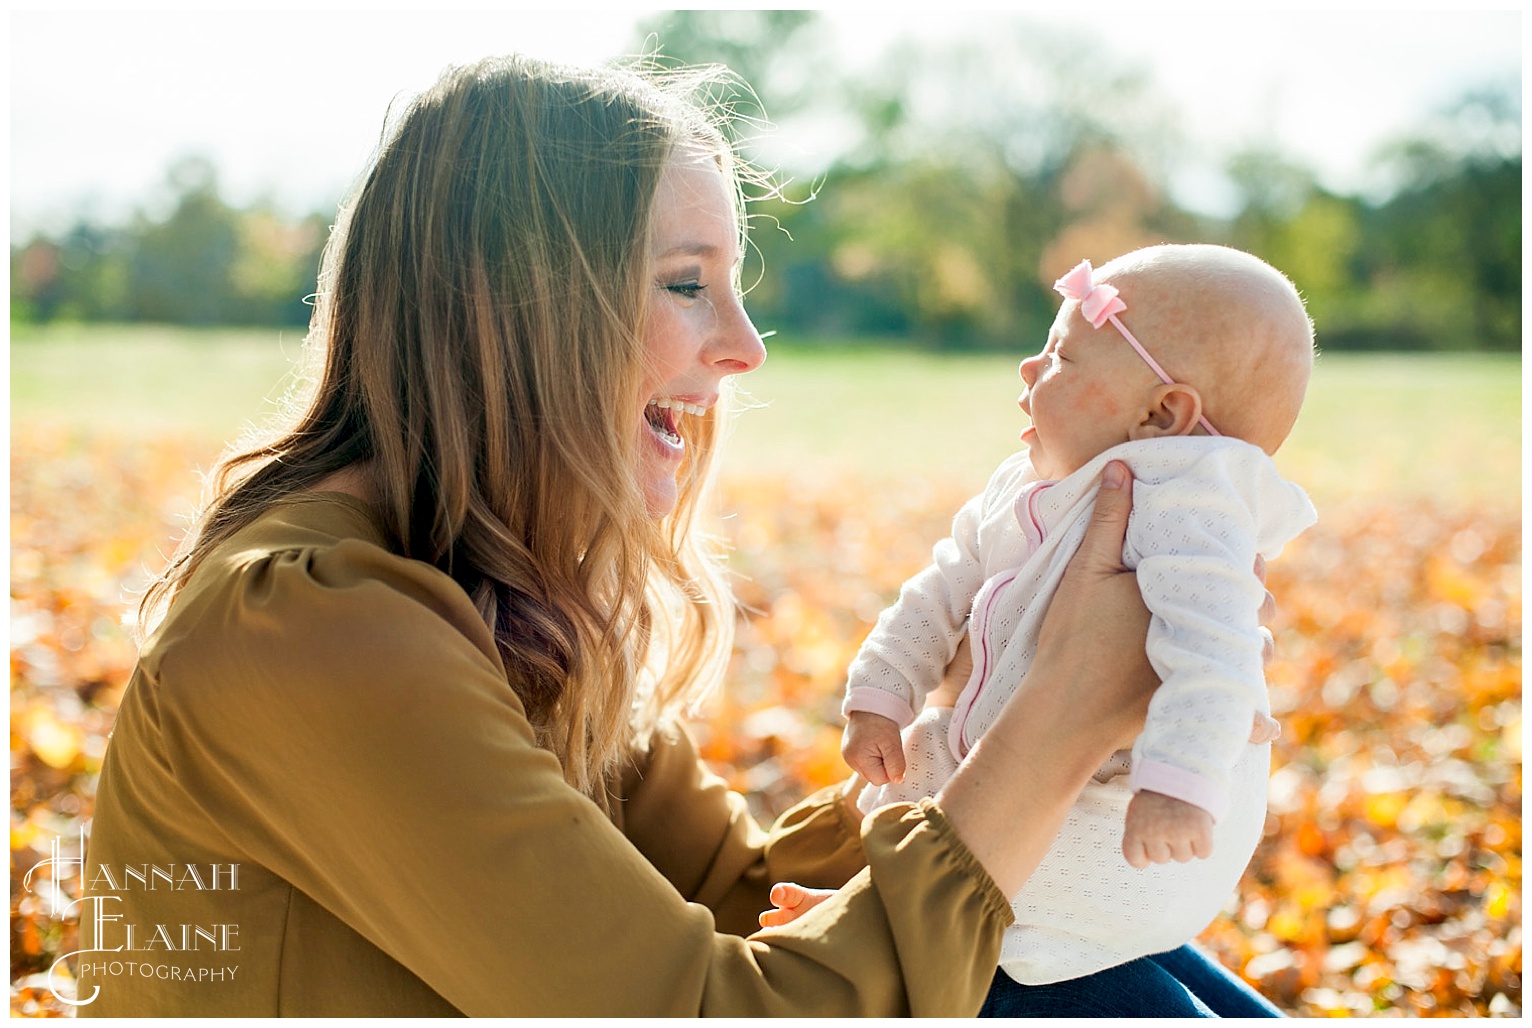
[645,398,697,445]
[648,397,707,416]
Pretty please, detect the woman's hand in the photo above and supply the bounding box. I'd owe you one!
[840,772,867,821]
[925,637,973,709]
[1017,465,1280,755]
[936,461,1158,897]
[1025,460,1159,752]
[928,510,1275,717]
[1255,554,1277,665]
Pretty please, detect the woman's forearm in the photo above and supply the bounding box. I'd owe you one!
[935,666,1128,897]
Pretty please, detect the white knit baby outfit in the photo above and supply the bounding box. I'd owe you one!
[844,437,1316,984]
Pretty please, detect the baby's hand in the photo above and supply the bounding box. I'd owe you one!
[1123,790,1214,868]
[758,882,837,928]
[841,711,906,785]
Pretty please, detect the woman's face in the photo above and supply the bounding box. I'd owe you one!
[637,154,766,517]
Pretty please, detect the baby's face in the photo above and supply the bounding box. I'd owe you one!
[1018,302,1160,481]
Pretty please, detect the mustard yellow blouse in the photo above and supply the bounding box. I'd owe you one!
[80,494,1011,1016]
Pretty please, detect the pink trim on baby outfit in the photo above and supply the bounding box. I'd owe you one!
[948,568,1019,762]
[1129,758,1230,822]
[843,687,918,729]
[1020,482,1051,552]
[1053,260,1220,438]
[948,481,1056,762]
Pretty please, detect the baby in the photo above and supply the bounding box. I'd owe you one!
[766,244,1317,986]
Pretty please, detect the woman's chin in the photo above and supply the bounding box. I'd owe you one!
[638,422,685,517]
[643,481,678,518]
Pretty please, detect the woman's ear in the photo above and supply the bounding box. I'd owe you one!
[1129,383,1205,441]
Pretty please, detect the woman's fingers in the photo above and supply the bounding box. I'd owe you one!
[1254,554,1277,626]
[928,636,973,707]
[1249,710,1281,744]
[770,882,806,908]
[759,882,837,928]
[1028,461,1157,752]
[1075,461,1134,573]
[760,883,804,927]
[839,773,867,821]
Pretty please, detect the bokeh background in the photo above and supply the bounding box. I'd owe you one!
[10,9,1522,1017]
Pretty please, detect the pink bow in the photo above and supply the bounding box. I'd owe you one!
[1049,257,1220,437]
[1053,260,1126,329]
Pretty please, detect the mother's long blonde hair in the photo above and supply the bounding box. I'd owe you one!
[142,55,756,803]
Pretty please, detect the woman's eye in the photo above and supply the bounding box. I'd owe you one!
[665,281,705,299]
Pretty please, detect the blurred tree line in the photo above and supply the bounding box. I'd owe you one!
[12,156,327,328]
[10,12,1521,351]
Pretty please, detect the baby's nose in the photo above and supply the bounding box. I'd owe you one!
[1018,355,1039,385]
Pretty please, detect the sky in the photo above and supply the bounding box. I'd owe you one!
[8,8,1523,241]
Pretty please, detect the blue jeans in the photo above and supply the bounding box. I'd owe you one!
[979,944,1284,1018]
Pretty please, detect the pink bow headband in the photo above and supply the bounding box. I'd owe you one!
[1053,260,1219,437]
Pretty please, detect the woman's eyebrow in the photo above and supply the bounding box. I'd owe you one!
[655,241,746,274]
[655,241,722,260]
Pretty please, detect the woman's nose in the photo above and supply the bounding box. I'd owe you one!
[715,296,767,373]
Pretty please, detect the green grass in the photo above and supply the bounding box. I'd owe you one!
[727,343,1522,510]
[1275,352,1521,510]
[10,324,1522,509]
[10,323,313,442]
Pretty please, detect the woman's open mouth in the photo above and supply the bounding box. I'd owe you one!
[644,397,706,452]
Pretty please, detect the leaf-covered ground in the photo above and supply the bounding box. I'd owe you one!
[10,430,1521,1016]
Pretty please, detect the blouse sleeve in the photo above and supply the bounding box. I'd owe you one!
[152,538,1012,1016]
[617,725,868,937]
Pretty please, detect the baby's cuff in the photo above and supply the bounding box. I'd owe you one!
[1129,760,1228,822]
[842,688,917,729]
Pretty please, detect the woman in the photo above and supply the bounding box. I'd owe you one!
[80,55,1261,1016]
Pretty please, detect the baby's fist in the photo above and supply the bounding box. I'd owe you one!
[1123,790,1214,868]
[841,711,906,785]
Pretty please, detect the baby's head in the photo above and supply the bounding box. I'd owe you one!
[1018,244,1313,481]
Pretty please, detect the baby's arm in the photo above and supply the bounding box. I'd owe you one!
[1126,710,1281,865]
[841,489,990,725]
[841,640,975,784]
[1127,448,1315,852]
[758,882,837,928]
[841,460,1030,771]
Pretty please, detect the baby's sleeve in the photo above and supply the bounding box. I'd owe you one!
[1127,449,1316,819]
[841,456,1031,727]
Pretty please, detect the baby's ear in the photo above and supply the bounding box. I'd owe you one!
[1130,383,1205,441]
